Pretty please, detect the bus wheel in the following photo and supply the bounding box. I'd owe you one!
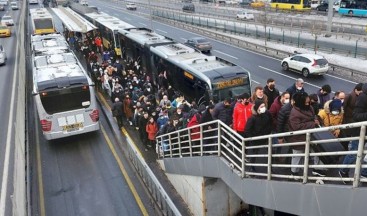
[348,10,353,15]
[282,62,289,71]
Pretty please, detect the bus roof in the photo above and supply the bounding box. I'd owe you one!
[30,8,53,19]
[51,7,97,33]
[120,28,175,47]
[151,43,249,83]
[84,12,134,31]
[31,34,69,56]
[33,53,89,91]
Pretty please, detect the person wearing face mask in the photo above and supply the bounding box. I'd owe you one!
[269,92,291,130]
[244,99,273,169]
[123,94,134,126]
[263,78,280,108]
[288,92,326,177]
[232,93,253,137]
[333,91,346,103]
[250,86,268,108]
[212,97,233,126]
[318,99,344,138]
[286,78,305,100]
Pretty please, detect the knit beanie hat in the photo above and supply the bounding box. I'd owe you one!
[253,99,264,111]
[329,99,342,111]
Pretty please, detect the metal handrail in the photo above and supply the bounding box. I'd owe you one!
[156,120,367,187]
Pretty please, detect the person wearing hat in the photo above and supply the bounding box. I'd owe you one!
[286,78,305,99]
[232,93,253,137]
[318,99,344,137]
[244,99,273,167]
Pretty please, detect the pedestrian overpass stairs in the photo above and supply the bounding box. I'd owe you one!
[156,120,367,216]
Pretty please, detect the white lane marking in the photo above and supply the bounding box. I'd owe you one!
[156,29,167,34]
[252,80,260,84]
[326,73,357,84]
[259,65,322,90]
[213,50,238,59]
[0,24,19,216]
[138,22,147,26]
[180,37,187,41]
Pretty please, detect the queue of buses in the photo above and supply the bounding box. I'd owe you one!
[31,3,253,140]
[30,8,100,140]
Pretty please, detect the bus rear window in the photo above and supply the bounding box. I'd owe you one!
[35,19,53,29]
[40,87,91,114]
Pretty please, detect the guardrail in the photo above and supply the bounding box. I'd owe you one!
[156,120,367,188]
[151,13,366,77]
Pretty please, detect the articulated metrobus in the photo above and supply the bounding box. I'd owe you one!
[270,0,311,10]
[339,0,367,16]
[31,33,99,140]
[30,8,56,35]
[83,11,134,56]
[118,28,252,104]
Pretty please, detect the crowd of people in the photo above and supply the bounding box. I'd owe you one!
[66,30,367,182]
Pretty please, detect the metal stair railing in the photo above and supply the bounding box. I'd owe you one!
[156,120,367,187]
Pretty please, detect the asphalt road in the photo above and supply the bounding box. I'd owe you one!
[27,3,157,216]
[92,0,358,94]
[0,4,22,216]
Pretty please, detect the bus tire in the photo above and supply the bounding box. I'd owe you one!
[348,10,353,15]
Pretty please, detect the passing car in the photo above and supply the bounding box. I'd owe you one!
[0,0,8,6]
[281,54,329,77]
[10,2,18,10]
[126,2,137,10]
[79,0,88,6]
[182,3,195,12]
[0,45,7,65]
[0,25,11,37]
[185,37,212,53]
[316,3,328,11]
[1,16,14,26]
[0,5,4,11]
[236,10,254,20]
[250,1,265,8]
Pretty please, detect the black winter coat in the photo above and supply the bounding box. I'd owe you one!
[277,103,293,135]
[212,102,233,126]
[352,84,367,136]
[111,101,124,117]
[244,108,273,146]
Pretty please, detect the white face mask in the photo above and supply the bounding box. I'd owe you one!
[259,107,266,114]
[331,110,340,115]
[340,99,344,103]
[297,87,303,90]
[284,99,290,104]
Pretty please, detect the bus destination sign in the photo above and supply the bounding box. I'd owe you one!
[214,77,245,89]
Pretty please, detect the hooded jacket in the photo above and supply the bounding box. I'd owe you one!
[244,105,273,146]
[318,100,344,137]
[232,102,253,132]
[269,96,283,129]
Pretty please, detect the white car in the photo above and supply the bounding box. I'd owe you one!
[0,45,7,65]
[281,54,329,77]
[79,0,88,6]
[126,2,137,10]
[1,15,14,26]
[10,2,18,10]
[236,10,254,20]
[0,1,8,6]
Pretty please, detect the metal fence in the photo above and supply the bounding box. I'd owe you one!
[156,120,367,188]
[152,10,367,60]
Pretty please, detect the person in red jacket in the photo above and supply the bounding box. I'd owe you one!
[146,117,158,149]
[94,35,102,53]
[232,93,252,137]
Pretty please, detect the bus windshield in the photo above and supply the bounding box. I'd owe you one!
[34,19,53,30]
[40,86,91,114]
[212,76,251,102]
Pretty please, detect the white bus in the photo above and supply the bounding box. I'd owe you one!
[30,8,55,35]
[31,34,100,140]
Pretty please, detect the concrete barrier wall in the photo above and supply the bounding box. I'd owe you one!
[13,0,27,215]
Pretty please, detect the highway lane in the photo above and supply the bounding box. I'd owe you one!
[27,4,157,216]
[91,0,357,94]
[0,4,23,216]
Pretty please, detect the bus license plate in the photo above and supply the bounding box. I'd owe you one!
[63,123,83,132]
